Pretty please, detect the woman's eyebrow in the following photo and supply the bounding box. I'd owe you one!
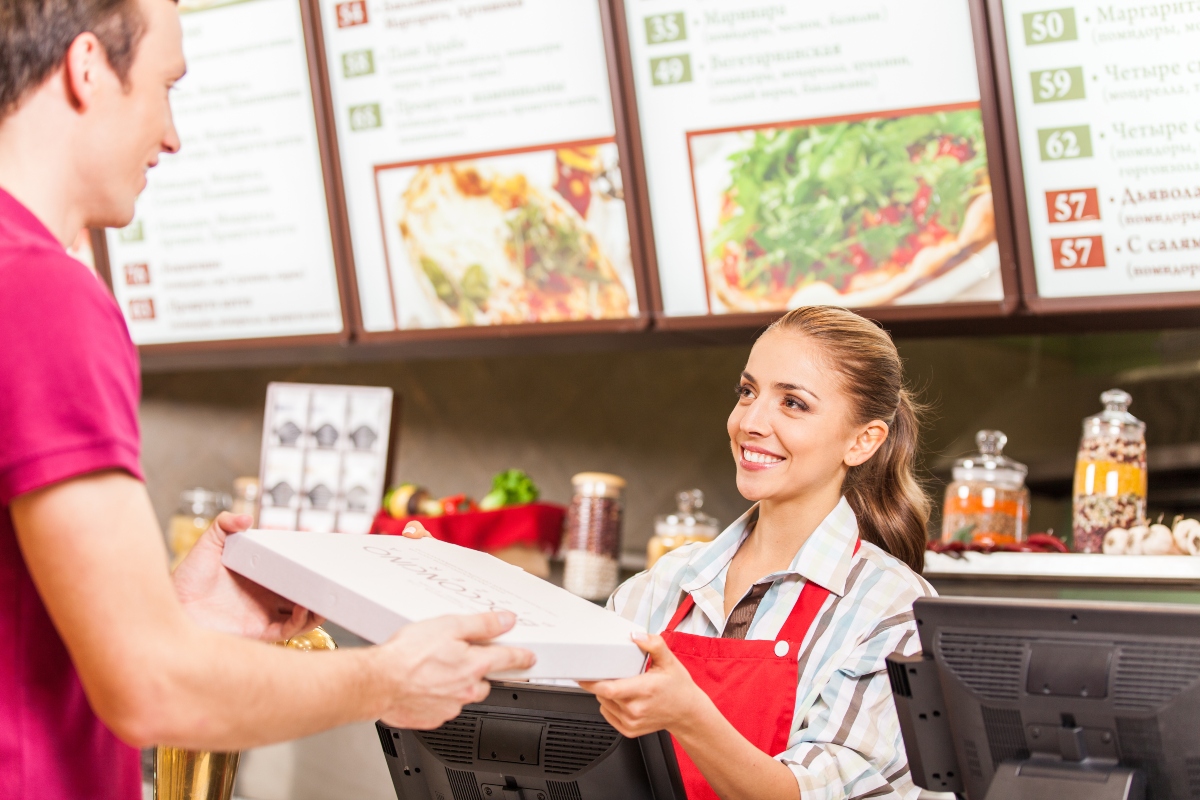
[773,381,819,401]
[740,371,757,384]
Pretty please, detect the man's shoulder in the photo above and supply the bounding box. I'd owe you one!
[0,239,125,329]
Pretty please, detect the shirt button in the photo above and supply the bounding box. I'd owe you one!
[774,640,790,658]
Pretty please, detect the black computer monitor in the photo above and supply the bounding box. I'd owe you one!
[887,596,1200,800]
[376,681,685,800]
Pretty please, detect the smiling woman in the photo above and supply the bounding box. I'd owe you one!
[580,306,935,800]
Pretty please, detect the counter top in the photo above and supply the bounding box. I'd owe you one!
[925,551,1200,584]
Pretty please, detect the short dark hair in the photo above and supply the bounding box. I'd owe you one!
[0,0,147,121]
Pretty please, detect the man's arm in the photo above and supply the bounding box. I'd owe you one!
[12,470,534,751]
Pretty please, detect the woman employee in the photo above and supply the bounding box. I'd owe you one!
[580,306,935,800]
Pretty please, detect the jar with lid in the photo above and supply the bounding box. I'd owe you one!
[562,472,625,601]
[647,489,719,569]
[230,476,261,523]
[1072,389,1147,553]
[167,488,230,569]
[941,430,1030,546]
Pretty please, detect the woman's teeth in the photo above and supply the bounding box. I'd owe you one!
[743,448,783,465]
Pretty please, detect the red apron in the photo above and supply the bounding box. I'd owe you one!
[661,542,858,800]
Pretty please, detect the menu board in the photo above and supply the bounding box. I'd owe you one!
[318,0,642,334]
[993,0,1200,309]
[619,0,1013,320]
[103,0,345,346]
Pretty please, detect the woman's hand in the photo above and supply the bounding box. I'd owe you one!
[173,513,431,642]
[579,633,716,739]
[399,520,433,538]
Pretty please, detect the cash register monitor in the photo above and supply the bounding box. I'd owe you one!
[887,596,1200,800]
[376,681,686,800]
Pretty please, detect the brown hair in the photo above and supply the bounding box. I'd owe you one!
[766,306,929,573]
[0,0,148,121]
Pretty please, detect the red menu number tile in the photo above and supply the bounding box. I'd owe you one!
[128,298,156,321]
[1045,188,1101,223]
[1051,235,1106,270]
[124,263,150,286]
[335,0,368,28]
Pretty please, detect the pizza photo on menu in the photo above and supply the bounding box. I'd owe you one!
[374,143,638,329]
[690,106,1002,313]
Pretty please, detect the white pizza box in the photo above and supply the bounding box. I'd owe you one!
[222,530,648,680]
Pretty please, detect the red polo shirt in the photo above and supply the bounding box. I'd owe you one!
[0,187,142,799]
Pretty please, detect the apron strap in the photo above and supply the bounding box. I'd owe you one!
[665,540,861,639]
[775,539,861,643]
[665,593,697,633]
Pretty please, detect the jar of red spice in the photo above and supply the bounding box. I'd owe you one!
[562,472,625,601]
[941,430,1030,547]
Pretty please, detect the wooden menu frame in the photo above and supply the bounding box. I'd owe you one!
[986,0,1200,315]
[93,0,356,355]
[610,0,1022,332]
[327,0,653,344]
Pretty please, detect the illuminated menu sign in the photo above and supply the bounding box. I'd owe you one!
[105,0,344,346]
[997,1,1200,305]
[319,0,641,334]
[621,0,1009,319]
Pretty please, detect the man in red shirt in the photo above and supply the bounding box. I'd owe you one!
[0,1,534,797]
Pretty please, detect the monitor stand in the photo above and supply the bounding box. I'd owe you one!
[985,758,1145,800]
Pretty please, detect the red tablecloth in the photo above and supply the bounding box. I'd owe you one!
[371,502,566,553]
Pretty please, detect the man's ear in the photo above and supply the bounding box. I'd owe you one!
[63,33,106,112]
[844,420,889,468]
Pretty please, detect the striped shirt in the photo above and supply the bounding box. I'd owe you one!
[609,497,936,800]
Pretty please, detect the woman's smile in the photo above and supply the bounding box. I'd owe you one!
[739,444,787,470]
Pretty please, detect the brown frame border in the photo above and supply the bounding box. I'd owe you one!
[986,0,1200,315]
[609,0,1022,331]
[92,0,356,355]
[330,0,652,344]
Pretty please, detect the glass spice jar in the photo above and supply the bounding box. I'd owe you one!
[562,472,625,601]
[1072,389,1147,553]
[230,476,261,524]
[647,489,719,569]
[941,430,1030,546]
[167,488,230,569]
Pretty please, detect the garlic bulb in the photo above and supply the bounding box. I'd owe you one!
[1103,527,1130,555]
[1173,519,1200,556]
[1141,524,1177,556]
[1126,525,1150,555]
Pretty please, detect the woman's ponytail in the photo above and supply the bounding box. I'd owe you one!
[841,389,929,573]
[766,308,930,573]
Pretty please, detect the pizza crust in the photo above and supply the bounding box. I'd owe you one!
[708,192,996,312]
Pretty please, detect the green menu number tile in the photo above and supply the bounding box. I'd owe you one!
[644,12,687,44]
[1023,8,1078,45]
[342,49,375,79]
[650,54,693,86]
[348,103,382,131]
[1031,66,1086,103]
[119,220,144,243]
[1038,125,1093,160]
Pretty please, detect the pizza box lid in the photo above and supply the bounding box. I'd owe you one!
[222,530,648,680]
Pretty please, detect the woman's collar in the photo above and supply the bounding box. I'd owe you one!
[679,498,860,597]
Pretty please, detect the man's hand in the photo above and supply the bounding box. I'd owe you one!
[375,611,536,730]
[580,633,714,738]
[174,513,434,642]
[172,512,319,641]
